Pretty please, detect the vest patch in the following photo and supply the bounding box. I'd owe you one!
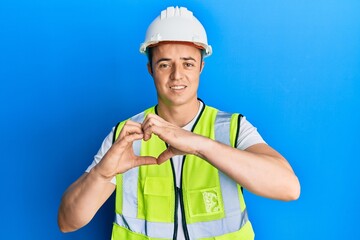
[203,190,221,213]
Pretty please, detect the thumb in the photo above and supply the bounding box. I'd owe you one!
[157,147,177,165]
[133,156,158,167]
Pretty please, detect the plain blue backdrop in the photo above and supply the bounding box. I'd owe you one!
[1,0,359,239]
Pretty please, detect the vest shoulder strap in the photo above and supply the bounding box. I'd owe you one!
[112,106,243,147]
[112,121,122,144]
[234,113,243,148]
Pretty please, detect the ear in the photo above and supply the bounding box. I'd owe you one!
[200,61,205,74]
[147,62,153,76]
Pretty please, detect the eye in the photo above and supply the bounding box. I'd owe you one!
[158,63,171,69]
[184,62,195,68]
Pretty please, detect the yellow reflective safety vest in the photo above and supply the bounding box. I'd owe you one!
[111,104,255,240]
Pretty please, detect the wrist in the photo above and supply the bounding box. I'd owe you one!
[194,135,213,159]
[90,166,115,182]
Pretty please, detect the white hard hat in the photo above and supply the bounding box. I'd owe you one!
[140,6,212,57]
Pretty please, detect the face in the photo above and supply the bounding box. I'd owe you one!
[147,43,204,108]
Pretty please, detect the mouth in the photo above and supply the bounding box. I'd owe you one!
[170,85,187,90]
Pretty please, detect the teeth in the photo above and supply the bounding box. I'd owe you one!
[170,85,186,90]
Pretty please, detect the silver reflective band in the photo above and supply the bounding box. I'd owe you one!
[214,110,233,146]
[131,111,147,124]
[185,111,248,239]
[187,209,249,239]
[121,112,146,218]
[115,213,174,239]
[115,111,175,239]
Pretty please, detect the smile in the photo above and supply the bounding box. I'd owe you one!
[170,85,186,90]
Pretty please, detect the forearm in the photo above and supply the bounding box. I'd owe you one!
[196,137,300,201]
[58,170,115,232]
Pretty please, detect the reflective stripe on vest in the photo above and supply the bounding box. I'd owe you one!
[112,105,254,240]
[114,110,175,239]
[185,110,249,239]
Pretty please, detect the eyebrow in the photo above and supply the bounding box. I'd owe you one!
[155,57,197,65]
[155,58,172,65]
[181,57,197,62]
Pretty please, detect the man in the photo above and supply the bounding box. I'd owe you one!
[58,6,300,240]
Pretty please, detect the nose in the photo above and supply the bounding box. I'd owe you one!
[170,63,183,80]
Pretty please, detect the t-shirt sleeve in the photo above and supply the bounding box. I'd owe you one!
[236,116,266,150]
[85,127,116,185]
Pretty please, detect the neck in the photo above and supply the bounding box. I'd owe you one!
[157,99,200,127]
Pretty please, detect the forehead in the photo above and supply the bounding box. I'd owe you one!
[151,43,202,59]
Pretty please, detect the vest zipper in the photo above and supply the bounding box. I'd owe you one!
[159,101,205,240]
[170,158,178,240]
[159,106,179,239]
[179,100,205,240]
[179,156,190,240]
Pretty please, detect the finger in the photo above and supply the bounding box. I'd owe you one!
[157,147,177,165]
[143,114,172,141]
[144,113,162,122]
[142,124,158,141]
[142,117,161,141]
[116,133,144,148]
[119,121,143,139]
[133,156,158,167]
[142,113,164,130]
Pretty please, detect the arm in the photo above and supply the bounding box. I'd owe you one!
[58,171,115,232]
[58,121,157,232]
[196,140,300,201]
[142,114,300,201]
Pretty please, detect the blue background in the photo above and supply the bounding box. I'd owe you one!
[1,0,359,239]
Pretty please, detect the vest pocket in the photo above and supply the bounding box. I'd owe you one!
[140,177,173,222]
[185,186,225,221]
